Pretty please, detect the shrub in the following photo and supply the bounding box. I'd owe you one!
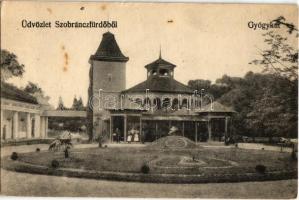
[141,164,150,174]
[36,148,40,152]
[104,145,108,148]
[11,152,18,160]
[291,150,297,161]
[51,160,59,168]
[255,164,266,174]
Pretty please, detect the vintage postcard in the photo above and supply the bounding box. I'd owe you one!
[0,1,298,198]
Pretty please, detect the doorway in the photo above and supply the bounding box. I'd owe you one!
[112,116,124,143]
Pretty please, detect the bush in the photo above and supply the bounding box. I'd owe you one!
[51,160,59,168]
[11,152,18,160]
[291,150,297,161]
[141,164,150,174]
[36,148,40,152]
[255,164,266,174]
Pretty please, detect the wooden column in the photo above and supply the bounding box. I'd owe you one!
[195,122,198,144]
[109,117,112,142]
[45,117,48,138]
[139,118,142,143]
[225,117,228,139]
[182,121,185,137]
[1,109,4,140]
[0,109,3,134]
[208,119,212,141]
[124,115,127,142]
[155,122,158,141]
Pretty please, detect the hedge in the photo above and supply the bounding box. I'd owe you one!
[2,156,297,184]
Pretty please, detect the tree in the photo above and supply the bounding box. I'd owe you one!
[77,97,85,110]
[23,82,52,108]
[247,16,298,138]
[219,72,297,138]
[24,82,44,95]
[246,88,295,138]
[71,96,85,110]
[249,16,298,80]
[188,79,211,91]
[1,49,25,81]
[188,79,230,100]
[71,96,79,110]
[57,96,66,110]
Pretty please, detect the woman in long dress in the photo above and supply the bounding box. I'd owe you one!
[127,130,133,143]
[133,130,139,142]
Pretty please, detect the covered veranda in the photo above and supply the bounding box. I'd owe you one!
[108,103,234,143]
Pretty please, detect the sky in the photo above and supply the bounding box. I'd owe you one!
[1,2,297,107]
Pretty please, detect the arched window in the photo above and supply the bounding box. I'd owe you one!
[134,98,143,106]
[144,98,151,109]
[162,98,171,109]
[172,98,179,110]
[153,98,161,110]
[152,70,157,76]
[181,98,188,108]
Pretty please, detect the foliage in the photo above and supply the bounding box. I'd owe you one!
[255,165,266,174]
[141,164,150,174]
[48,117,87,132]
[71,96,85,111]
[249,17,298,80]
[11,152,18,160]
[218,72,297,138]
[24,82,44,95]
[56,96,66,110]
[291,150,297,161]
[188,79,230,100]
[51,159,59,168]
[1,49,25,81]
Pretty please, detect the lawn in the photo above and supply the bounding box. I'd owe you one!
[16,146,297,176]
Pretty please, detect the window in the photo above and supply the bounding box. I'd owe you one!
[108,73,112,82]
[159,69,169,76]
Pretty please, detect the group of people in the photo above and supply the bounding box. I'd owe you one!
[127,128,140,143]
[112,127,140,143]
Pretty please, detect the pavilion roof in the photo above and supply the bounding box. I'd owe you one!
[123,76,194,94]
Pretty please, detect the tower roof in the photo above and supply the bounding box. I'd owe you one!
[90,32,129,62]
[145,57,176,70]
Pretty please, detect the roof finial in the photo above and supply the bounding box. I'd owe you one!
[159,44,162,59]
[107,13,110,32]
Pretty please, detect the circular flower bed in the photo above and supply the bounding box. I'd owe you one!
[2,144,297,183]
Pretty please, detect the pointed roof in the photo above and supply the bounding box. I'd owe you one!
[123,76,193,94]
[145,57,176,69]
[90,32,129,62]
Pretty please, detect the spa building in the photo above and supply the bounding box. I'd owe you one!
[87,32,235,143]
